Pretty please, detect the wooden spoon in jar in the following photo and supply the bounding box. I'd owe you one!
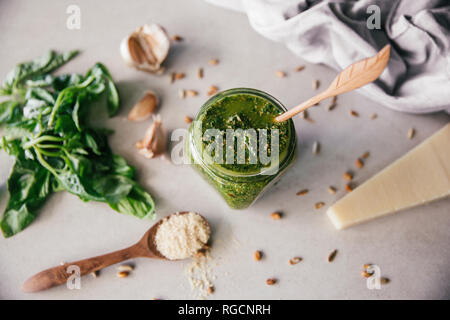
[21,212,210,293]
[275,44,391,122]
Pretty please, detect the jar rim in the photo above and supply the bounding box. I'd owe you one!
[189,87,297,180]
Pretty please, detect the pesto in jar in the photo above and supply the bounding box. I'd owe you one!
[187,88,296,209]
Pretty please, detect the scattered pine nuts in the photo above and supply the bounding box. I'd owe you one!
[266,278,277,285]
[175,72,185,80]
[187,90,198,97]
[312,141,320,155]
[408,128,415,139]
[313,79,320,90]
[327,249,338,262]
[345,183,353,192]
[301,110,314,122]
[117,271,129,278]
[328,186,336,195]
[275,71,286,78]
[327,103,336,111]
[331,96,337,105]
[362,151,370,159]
[380,277,390,284]
[117,264,134,272]
[184,116,193,124]
[289,257,302,265]
[207,85,219,96]
[178,89,186,99]
[361,270,373,278]
[270,212,282,220]
[207,286,215,294]
[300,110,308,119]
[296,189,309,196]
[370,113,377,120]
[254,250,262,261]
[172,34,183,41]
[91,270,100,278]
[349,110,359,117]
[343,172,353,181]
[208,59,219,66]
[356,158,364,169]
[197,67,204,79]
[314,202,325,210]
[295,65,305,72]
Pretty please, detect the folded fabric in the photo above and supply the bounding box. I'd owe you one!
[206,0,450,114]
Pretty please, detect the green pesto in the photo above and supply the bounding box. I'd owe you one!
[187,90,296,209]
[198,94,290,173]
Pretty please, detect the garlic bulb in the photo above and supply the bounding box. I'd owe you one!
[128,91,159,121]
[136,115,167,159]
[120,24,170,73]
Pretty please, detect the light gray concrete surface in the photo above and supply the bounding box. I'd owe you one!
[0,0,449,300]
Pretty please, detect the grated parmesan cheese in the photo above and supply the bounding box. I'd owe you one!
[185,251,216,299]
[155,212,210,260]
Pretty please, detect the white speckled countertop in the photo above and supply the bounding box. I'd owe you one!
[0,0,449,300]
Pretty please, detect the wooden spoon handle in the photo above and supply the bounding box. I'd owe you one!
[275,91,330,123]
[22,243,146,293]
[275,44,391,123]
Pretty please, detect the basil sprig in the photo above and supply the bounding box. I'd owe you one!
[0,50,155,237]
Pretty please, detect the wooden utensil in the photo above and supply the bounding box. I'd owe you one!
[21,212,209,293]
[275,44,391,122]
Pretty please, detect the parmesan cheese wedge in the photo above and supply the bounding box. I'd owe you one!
[327,123,450,230]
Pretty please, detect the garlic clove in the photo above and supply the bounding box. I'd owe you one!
[128,91,159,121]
[120,24,170,73]
[136,115,167,159]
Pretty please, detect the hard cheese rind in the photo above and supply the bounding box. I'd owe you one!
[327,123,450,230]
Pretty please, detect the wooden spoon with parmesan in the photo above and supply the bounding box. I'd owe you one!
[22,212,210,293]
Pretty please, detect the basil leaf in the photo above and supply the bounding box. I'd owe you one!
[1,50,78,95]
[93,175,134,204]
[41,50,79,74]
[52,73,83,91]
[55,169,103,202]
[54,114,77,134]
[25,87,55,105]
[72,96,82,131]
[0,157,52,237]
[108,184,155,219]
[0,138,22,157]
[0,100,20,124]
[86,63,119,116]
[84,132,102,155]
[112,155,135,179]
[25,74,54,88]
[23,99,47,119]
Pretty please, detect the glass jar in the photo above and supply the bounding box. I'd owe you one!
[185,88,297,209]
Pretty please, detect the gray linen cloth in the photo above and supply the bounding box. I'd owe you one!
[206,0,450,114]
